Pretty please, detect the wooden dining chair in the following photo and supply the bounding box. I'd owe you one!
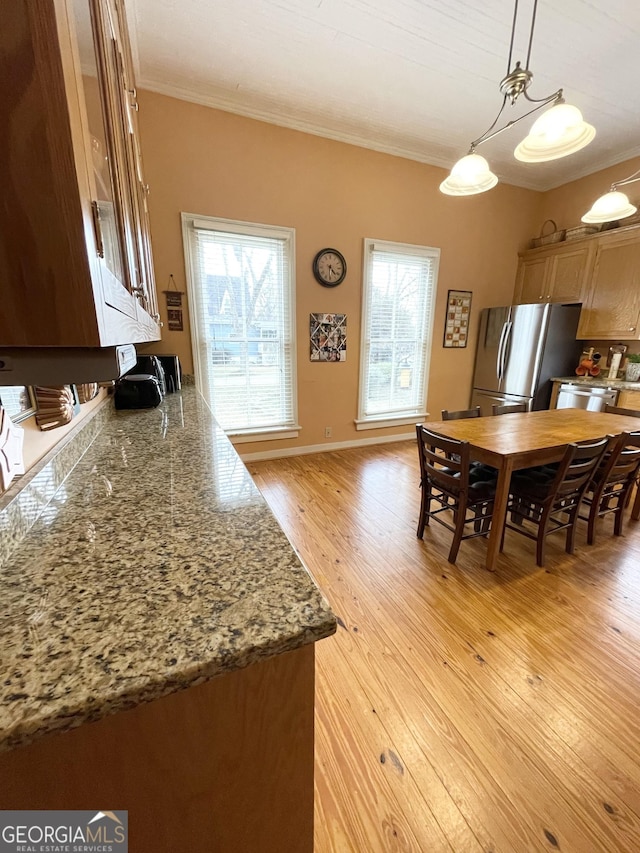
[579,431,640,544]
[492,403,528,415]
[416,425,497,564]
[604,403,640,417]
[441,406,481,420]
[502,436,609,567]
[604,404,640,521]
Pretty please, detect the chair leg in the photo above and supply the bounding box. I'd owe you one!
[632,484,640,521]
[536,505,553,567]
[565,506,580,555]
[614,504,624,537]
[586,499,598,546]
[613,490,629,537]
[416,482,430,538]
[448,498,467,564]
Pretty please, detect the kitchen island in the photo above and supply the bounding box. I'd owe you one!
[0,387,336,852]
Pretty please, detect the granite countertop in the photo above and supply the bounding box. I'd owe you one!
[0,388,336,752]
[551,375,640,390]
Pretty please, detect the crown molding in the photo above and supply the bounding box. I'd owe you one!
[536,145,640,192]
[135,78,486,177]
[135,76,640,196]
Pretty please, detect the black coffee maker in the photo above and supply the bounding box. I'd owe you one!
[155,355,182,393]
[132,355,167,395]
[114,354,166,410]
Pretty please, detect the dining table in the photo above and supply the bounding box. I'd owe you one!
[421,407,640,571]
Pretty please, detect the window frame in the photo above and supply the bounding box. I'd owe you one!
[182,213,300,441]
[356,238,439,430]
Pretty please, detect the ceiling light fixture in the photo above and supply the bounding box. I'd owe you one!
[581,169,640,224]
[440,0,595,197]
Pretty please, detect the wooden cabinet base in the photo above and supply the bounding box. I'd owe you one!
[0,644,315,853]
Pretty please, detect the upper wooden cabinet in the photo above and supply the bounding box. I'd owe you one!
[577,230,640,340]
[515,241,594,305]
[0,0,160,348]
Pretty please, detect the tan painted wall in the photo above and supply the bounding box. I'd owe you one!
[136,90,543,454]
[534,155,640,361]
[539,156,640,231]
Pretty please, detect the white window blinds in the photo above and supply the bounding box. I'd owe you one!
[184,216,297,435]
[358,239,439,423]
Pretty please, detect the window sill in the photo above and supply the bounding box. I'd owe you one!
[228,426,302,444]
[354,413,428,431]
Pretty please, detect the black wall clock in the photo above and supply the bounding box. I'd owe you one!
[312,248,347,287]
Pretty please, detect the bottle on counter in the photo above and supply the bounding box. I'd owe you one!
[608,352,622,380]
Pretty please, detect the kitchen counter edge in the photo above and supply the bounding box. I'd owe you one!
[0,387,336,753]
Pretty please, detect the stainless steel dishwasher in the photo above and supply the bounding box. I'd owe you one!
[556,383,618,411]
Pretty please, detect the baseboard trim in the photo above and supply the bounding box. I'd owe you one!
[237,431,416,462]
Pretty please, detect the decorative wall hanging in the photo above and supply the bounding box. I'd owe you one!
[310,313,347,362]
[164,274,185,331]
[0,405,25,492]
[34,386,79,431]
[443,290,472,348]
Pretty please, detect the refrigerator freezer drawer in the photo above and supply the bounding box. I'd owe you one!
[471,389,531,417]
[556,384,618,412]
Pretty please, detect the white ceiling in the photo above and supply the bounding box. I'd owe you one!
[127,0,640,191]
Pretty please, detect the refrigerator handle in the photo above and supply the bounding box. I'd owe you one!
[497,322,509,380]
[501,321,513,379]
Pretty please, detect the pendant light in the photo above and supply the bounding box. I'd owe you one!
[440,0,595,197]
[582,169,640,224]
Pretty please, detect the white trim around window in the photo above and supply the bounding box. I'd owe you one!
[356,238,439,429]
[182,213,299,439]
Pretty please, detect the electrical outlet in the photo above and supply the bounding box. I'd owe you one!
[324,426,332,438]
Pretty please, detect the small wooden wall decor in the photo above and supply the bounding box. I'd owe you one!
[164,274,185,331]
[443,290,472,348]
[34,386,79,431]
[0,405,25,492]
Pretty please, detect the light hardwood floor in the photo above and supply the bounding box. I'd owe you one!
[249,440,640,853]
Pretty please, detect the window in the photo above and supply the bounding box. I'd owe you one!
[183,214,299,439]
[357,239,439,429]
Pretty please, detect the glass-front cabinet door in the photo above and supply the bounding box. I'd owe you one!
[71,0,157,323]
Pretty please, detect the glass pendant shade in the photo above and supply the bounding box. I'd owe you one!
[439,154,498,196]
[514,103,596,162]
[582,191,638,224]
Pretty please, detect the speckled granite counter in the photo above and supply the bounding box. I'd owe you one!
[0,388,336,753]
[551,375,640,390]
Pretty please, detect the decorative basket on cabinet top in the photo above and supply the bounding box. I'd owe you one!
[530,219,565,248]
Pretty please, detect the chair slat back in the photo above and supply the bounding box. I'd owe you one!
[441,406,481,421]
[553,437,610,500]
[595,431,640,486]
[604,404,640,417]
[417,426,469,493]
[492,403,527,416]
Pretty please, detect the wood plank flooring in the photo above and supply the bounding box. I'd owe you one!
[248,440,640,853]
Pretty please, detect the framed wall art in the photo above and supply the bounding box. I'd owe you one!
[443,289,472,348]
[310,313,347,362]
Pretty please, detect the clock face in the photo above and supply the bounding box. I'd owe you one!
[313,248,347,287]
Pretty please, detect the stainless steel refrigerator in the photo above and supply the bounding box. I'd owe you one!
[470,303,583,416]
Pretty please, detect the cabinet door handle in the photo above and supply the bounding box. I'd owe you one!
[90,201,104,258]
[630,327,636,332]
